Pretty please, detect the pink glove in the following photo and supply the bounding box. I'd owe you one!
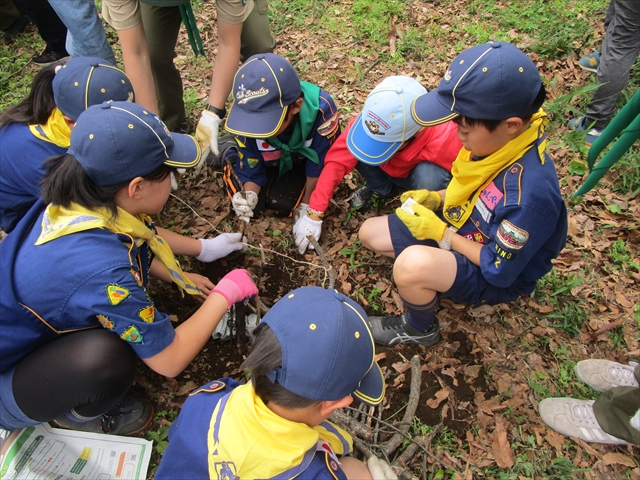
[210,269,258,309]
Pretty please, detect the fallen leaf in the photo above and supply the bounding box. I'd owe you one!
[176,380,198,396]
[603,452,637,467]
[392,361,411,374]
[492,419,514,468]
[544,430,565,451]
[427,387,451,409]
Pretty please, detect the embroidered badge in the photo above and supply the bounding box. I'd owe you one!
[189,381,226,396]
[475,198,492,224]
[444,69,453,82]
[130,269,143,287]
[121,325,143,344]
[444,205,465,223]
[106,284,130,305]
[96,314,115,329]
[496,220,529,250]
[462,231,486,244]
[236,84,269,105]
[317,112,340,137]
[494,243,517,260]
[138,305,155,323]
[247,158,259,168]
[257,141,275,152]
[480,182,503,210]
[364,112,388,136]
[214,461,239,480]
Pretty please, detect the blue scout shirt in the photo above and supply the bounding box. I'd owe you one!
[156,379,349,480]
[0,122,66,233]
[233,89,340,187]
[0,201,175,373]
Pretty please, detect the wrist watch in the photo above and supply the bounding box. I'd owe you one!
[438,226,457,251]
[205,104,226,119]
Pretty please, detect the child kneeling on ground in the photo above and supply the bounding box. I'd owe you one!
[156,287,394,480]
[359,42,568,347]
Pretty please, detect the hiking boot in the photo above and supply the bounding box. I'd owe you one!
[32,47,69,67]
[578,50,600,73]
[3,15,30,42]
[368,315,441,347]
[206,134,238,169]
[575,360,639,393]
[538,398,627,445]
[568,116,603,147]
[52,395,154,436]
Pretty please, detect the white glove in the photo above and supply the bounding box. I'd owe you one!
[195,109,222,162]
[232,191,258,223]
[293,203,309,222]
[366,456,398,480]
[293,214,322,254]
[196,233,247,262]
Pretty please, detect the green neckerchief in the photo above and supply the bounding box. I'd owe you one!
[267,81,320,177]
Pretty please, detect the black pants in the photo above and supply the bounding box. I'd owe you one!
[13,0,68,55]
[13,329,137,421]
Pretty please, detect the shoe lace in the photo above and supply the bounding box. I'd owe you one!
[572,402,597,425]
[101,402,140,434]
[608,365,635,384]
[380,316,405,330]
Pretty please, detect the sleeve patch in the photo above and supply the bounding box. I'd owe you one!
[138,305,155,323]
[496,220,529,250]
[121,325,143,344]
[189,380,227,396]
[246,158,260,168]
[130,269,143,287]
[317,112,340,137]
[96,314,115,329]
[106,284,130,305]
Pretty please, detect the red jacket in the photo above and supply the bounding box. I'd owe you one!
[309,118,462,212]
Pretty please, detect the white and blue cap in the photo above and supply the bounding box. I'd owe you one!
[68,101,200,187]
[412,41,542,126]
[347,76,426,166]
[262,286,385,406]
[53,56,134,121]
[225,53,301,138]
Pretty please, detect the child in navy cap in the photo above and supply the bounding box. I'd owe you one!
[156,286,388,479]
[359,42,568,347]
[222,53,341,227]
[294,76,462,254]
[0,101,258,436]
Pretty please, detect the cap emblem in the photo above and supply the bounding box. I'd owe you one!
[236,84,269,104]
[444,69,453,82]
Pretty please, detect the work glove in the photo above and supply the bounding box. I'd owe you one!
[195,109,222,161]
[396,203,446,241]
[196,233,247,262]
[367,456,398,480]
[293,214,322,254]
[401,189,442,211]
[232,191,258,223]
[293,203,309,222]
[210,269,258,309]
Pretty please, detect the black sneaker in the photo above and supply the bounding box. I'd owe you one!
[349,186,375,211]
[52,396,154,436]
[368,315,441,346]
[32,47,69,66]
[3,15,30,42]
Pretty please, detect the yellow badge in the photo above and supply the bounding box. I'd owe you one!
[130,269,143,287]
[96,314,115,329]
[121,325,143,344]
[106,284,130,305]
[138,305,155,323]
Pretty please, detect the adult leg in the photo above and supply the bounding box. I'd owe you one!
[586,0,640,129]
[392,162,452,192]
[139,3,184,131]
[239,0,274,60]
[0,0,21,30]
[592,364,640,444]
[47,0,115,64]
[14,0,68,56]
[12,329,137,422]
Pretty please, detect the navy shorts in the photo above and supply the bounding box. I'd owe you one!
[388,214,532,307]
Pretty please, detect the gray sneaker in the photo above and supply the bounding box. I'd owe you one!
[52,395,154,436]
[575,360,639,392]
[368,315,441,346]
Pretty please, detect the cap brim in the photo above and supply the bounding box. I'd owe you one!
[164,132,201,169]
[353,362,385,406]
[225,105,288,138]
[346,114,403,166]
[411,91,459,127]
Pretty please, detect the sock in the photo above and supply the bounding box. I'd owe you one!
[65,408,101,423]
[403,295,438,332]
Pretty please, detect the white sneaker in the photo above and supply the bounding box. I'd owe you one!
[575,360,639,392]
[539,398,627,445]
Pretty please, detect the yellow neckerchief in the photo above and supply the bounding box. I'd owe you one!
[443,109,548,229]
[28,107,72,148]
[35,202,200,297]
[207,383,352,479]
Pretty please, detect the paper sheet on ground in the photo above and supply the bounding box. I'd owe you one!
[0,423,152,480]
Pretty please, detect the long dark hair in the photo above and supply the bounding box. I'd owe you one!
[0,64,57,129]
[41,154,173,218]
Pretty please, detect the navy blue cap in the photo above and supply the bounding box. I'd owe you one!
[262,287,385,406]
[53,57,134,121]
[412,42,542,126]
[68,102,200,187]
[225,53,301,138]
[347,76,426,166]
